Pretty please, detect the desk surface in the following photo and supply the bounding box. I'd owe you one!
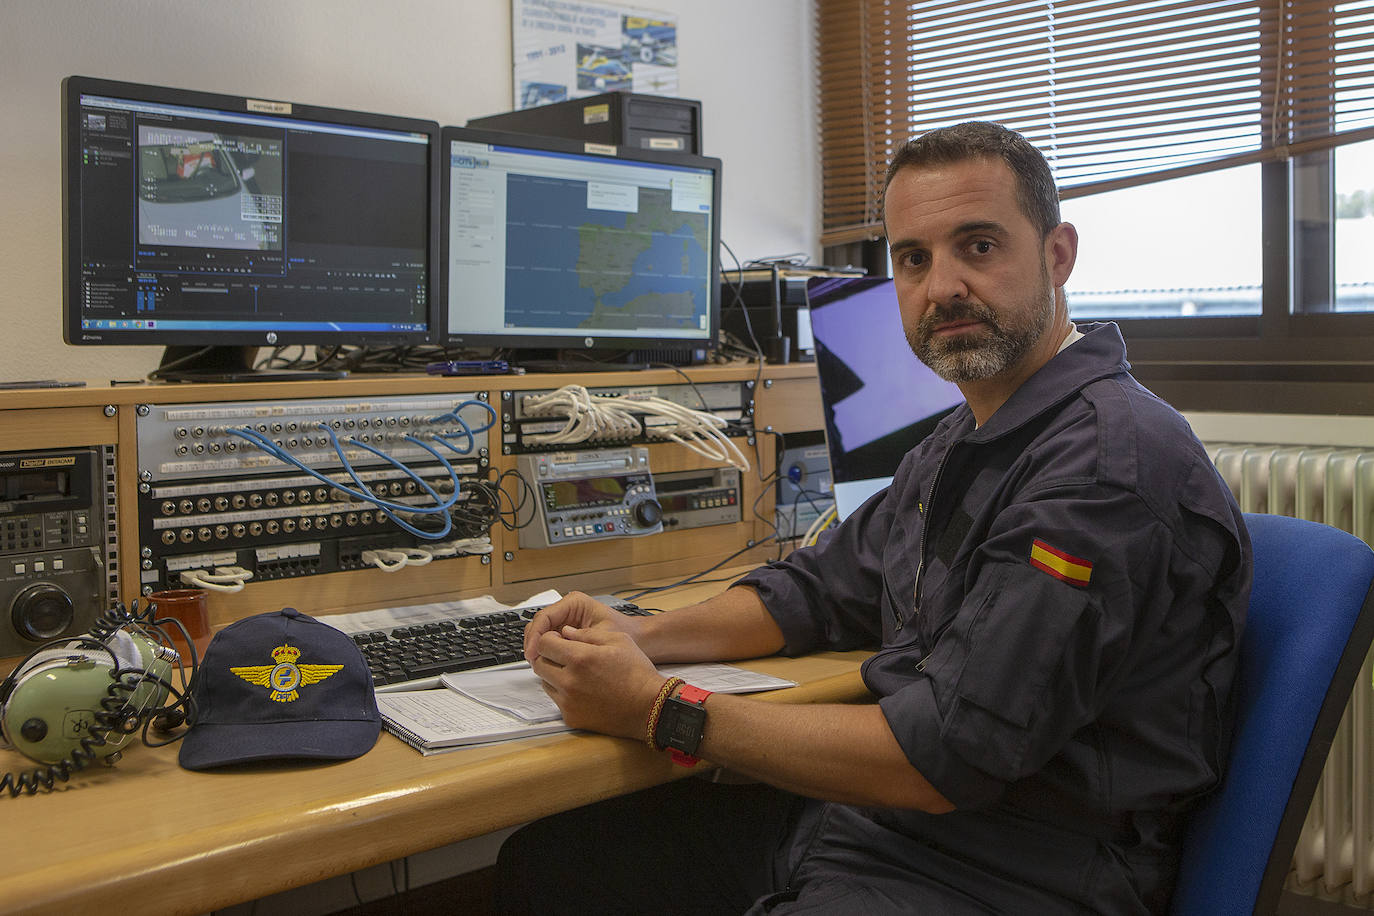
[0,575,871,916]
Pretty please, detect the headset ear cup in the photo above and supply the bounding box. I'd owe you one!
[1,648,116,762]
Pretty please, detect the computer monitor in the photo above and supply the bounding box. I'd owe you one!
[62,76,440,381]
[809,277,966,519]
[439,125,721,367]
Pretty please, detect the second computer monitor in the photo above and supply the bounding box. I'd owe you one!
[440,126,721,358]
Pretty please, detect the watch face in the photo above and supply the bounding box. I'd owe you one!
[660,698,707,754]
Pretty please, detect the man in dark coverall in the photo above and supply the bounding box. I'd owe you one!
[497,122,1252,914]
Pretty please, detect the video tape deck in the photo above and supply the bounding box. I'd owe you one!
[517,447,664,549]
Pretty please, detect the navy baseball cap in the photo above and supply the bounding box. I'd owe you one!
[179,607,381,770]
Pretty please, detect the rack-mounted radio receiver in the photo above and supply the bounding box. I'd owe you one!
[517,447,663,549]
[655,467,740,530]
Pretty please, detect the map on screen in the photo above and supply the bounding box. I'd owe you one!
[503,177,709,331]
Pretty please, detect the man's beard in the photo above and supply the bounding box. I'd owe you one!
[906,273,1054,383]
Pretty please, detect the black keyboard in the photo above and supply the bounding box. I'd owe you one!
[354,600,649,691]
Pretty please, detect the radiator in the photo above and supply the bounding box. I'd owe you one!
[1208,441,1374,905]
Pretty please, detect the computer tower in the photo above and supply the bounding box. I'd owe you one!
[467,92,702,154]
[720,268,817,363]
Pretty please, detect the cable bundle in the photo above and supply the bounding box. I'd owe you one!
[521,385,750,472]
[360,535,493,571]
[802,505,838,547]
[180,565,254,593]
[228,423,462,540]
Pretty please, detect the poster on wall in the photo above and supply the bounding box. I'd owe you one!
[511,0,679,109]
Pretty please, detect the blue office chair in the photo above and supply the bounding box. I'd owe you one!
[1172,513,1374,915]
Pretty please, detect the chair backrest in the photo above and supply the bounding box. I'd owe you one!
[1172,513,1374,915]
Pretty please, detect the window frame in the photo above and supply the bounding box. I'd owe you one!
[816,1,1374,412]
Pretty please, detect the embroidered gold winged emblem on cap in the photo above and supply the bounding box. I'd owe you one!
[230,642,344,702]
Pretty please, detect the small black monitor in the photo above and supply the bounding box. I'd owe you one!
[62,76,440,381]
[439,125,721,369]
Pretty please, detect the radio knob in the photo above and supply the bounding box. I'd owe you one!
[632,499,663,528]
[11,583,74,641]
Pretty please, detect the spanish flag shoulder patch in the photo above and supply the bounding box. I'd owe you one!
[1029,538,1094,587]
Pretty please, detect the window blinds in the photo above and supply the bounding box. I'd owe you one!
[818,0,1374,245]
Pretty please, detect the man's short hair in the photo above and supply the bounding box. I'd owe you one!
[883,122,1062,237]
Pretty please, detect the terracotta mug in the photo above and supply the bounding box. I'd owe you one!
[147,589,210,662]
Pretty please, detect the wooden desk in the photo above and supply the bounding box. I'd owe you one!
[0,576,871,916]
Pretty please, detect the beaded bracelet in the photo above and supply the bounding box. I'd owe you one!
[644,676,685,749]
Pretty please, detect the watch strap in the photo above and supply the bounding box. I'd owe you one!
[669,748,701,766]
[658,683,712,766]
[677,683,711,706]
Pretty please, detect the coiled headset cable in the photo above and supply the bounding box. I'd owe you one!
[0,599,196,797]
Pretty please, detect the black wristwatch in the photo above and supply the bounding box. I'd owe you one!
[654,683,712,765]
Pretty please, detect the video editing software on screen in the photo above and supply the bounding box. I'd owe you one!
[72,90,432,339]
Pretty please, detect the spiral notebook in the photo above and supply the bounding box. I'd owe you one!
[377,687,568,754]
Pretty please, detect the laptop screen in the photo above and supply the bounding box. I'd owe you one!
[808,277,965,519]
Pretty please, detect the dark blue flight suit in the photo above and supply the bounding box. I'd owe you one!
[737,321,1251,913]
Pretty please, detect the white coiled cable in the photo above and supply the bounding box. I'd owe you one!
[179,566,254,593]
[521,385,750,472]
[360,547,434,572]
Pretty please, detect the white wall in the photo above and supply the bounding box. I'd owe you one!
[0,0,817,382]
